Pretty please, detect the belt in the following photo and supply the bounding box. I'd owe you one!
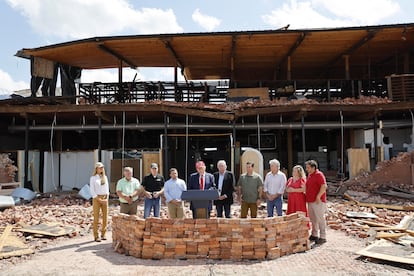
[97,194,107,199]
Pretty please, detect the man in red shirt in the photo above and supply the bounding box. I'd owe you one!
[305,160,327,244]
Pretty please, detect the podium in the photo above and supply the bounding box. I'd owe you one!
[181,190,219,219]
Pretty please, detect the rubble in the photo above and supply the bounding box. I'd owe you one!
[345,151,414,195]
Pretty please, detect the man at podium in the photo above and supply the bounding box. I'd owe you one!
[188,161,216,218]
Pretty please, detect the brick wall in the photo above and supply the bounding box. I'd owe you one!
[112,213,309,260]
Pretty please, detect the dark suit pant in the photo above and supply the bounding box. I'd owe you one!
[216,203,231,218]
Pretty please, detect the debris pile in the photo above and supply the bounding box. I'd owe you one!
[150,95,393,113]
[0,154,17,183]
[326,200,412,239]
[347,151,414,192]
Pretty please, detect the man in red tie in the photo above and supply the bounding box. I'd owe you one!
[188,160,215,218]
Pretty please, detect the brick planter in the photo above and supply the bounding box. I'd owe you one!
[112,213,310,260]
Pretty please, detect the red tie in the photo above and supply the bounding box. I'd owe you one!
[200,175,204,190]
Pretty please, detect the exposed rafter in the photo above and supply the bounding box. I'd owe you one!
[97,44,137,69]
[162,40,184,70]
[230,35,237,80]
[324,29,378,71]
[277,32,307,71]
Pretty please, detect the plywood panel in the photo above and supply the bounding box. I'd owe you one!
[347,148,370,179]
[240,148,263,179]
[142,152,161,176]
[110,159,140,193]
[227,87,269,101]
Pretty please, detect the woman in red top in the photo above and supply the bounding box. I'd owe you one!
[286,165,308,217]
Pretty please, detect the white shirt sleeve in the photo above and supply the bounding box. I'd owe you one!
[89,175,97,198]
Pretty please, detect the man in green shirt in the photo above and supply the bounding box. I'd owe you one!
[116,167,142,215]
[237,162,263,218]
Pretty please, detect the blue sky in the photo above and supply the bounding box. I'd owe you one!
[1,0,413,95]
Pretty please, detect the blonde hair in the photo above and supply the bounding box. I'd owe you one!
[292,165,306,180]
[92,166,107,185]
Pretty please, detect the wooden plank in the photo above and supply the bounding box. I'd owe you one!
[0,225,12,252]
[347,148,370,179]
[17,223,76,237]
[142,152,161,176]
[227,88,269,101]
[357,239,414,265]
[376,232,406,239]
[343,193,414,211]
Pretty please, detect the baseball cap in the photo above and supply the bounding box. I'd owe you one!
[150,163,158,169]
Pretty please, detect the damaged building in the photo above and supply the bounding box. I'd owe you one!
[0,23,414,193]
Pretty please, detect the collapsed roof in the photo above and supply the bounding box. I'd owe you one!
[16,23,414,81]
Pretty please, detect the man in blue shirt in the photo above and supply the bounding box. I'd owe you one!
[164,168,187,219]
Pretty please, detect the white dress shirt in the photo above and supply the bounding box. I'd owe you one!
[264,170,287,195]
[89,174,109,198]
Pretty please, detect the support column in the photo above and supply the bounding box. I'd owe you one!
[24,116,29,188]
[373,113,378,164]
[98,116,102,161]
[301,115,306,165]
[344,55,350,80]
[174,66,178,101]
[404,53,410,73]
[163,113,169,178]
[287,129,293,174]
[287,56,292,81]
[118,60,123,103]
[232,120,237,173]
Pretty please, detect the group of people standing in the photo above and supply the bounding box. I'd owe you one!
[89,159,327,245]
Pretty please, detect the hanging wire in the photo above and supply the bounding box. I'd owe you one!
[50,113,58,191]
[257,114,261,151]
[185,114,189,184]
[340,110,344,179]
[122,111,126,169]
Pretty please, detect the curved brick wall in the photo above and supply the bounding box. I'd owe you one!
[112,213,309,260]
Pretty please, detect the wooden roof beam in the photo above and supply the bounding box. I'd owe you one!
[276,32,307,73]
[324,29,378,71]
[162,40,184,70]
[230,35,237,81]
[97,44,137,69]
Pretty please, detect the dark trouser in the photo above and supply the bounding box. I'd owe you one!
[240,202,258,218]
[120,200,138,215]
[216,203,231,218]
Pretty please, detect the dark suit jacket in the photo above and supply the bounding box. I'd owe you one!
[188,172,215,210]
[213,171,235,205]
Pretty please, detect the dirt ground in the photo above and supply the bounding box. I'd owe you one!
[2,221,413,276]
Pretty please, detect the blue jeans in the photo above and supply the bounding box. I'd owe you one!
[144,197,161,218]
[267,196,283,217]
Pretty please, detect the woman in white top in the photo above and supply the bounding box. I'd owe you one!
[90,162,109,242]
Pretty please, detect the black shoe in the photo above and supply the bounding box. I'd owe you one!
[101,236,107,241]
[316,238,326,244]
[309,235,319,241]
[95,238,101,242]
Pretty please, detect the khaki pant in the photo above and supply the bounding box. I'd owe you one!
[308,202,327,239]
[93,195,108,240]
[240,201,258,218]
[120,200,138,215]
[167,201,184,219]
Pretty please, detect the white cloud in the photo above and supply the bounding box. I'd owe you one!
[313,0,400,25]
[0,69,29,94]
[6,0,183,39]
[192,9,221,31]
[81,68,143,83]
[81,67,185,83]
[262,0,401,29]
